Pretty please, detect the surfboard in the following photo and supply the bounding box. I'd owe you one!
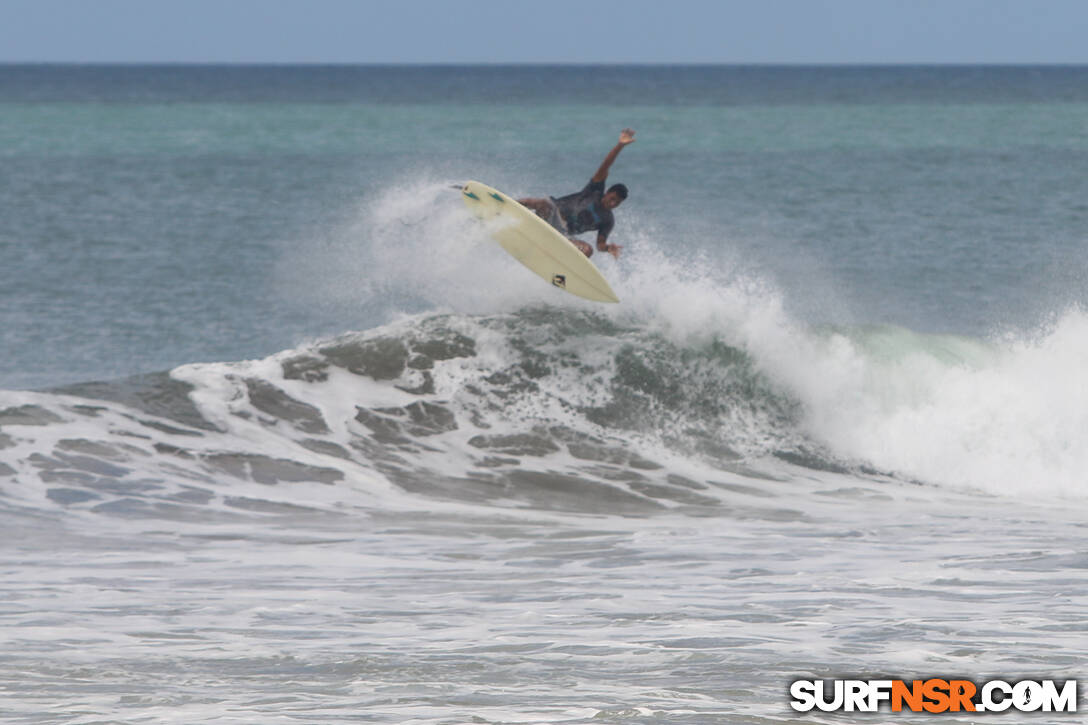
[459,180,620,304]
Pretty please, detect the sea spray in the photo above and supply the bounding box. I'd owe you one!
[796,310,1088,497]
[279,177,1088,500]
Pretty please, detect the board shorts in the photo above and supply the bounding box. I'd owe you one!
[543,197,570,235]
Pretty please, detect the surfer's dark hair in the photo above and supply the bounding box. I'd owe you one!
[607,183,629,199]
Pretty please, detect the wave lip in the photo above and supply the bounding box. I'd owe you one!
[775,313,1088,499]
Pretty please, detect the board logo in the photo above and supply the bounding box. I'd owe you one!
[789,679,1078,714]
[552,274,567,289]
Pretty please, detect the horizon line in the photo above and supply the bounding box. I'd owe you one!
[3,60,1088,68]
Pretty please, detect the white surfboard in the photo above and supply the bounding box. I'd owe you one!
[460,180,620,304]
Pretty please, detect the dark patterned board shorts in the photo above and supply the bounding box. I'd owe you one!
[542,197,570,235]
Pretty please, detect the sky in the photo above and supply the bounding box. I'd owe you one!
[1,0,1086,65]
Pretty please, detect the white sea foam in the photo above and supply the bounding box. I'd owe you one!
[796,309,1088,498]
[290,181,1088,501]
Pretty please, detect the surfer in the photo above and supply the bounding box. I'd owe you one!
[519,128,634,259]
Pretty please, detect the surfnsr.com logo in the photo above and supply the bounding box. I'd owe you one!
[789,679,1077,714]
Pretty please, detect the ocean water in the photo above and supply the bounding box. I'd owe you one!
[1,65,1086,723]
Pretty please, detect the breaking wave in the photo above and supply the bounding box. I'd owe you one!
[2,301,1087,525]
[4,181,1088,520]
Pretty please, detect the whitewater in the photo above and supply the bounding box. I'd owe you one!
[3,180,1086,723]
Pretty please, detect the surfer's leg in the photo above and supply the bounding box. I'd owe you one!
[517,199,590,256]
[518,198,551,218]
[569,238,593,257]
[519,197,571,238]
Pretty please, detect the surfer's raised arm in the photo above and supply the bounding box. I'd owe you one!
[591,128,636,183]
[517,128,633,262]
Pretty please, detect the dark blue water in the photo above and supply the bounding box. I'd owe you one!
[5,64,1088,103]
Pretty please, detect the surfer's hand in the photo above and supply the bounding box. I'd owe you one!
[619,128,636,145]
[605,243,622,259]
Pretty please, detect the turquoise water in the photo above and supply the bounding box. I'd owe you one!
[4,67,1088,389]
[1,66,1086,723]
